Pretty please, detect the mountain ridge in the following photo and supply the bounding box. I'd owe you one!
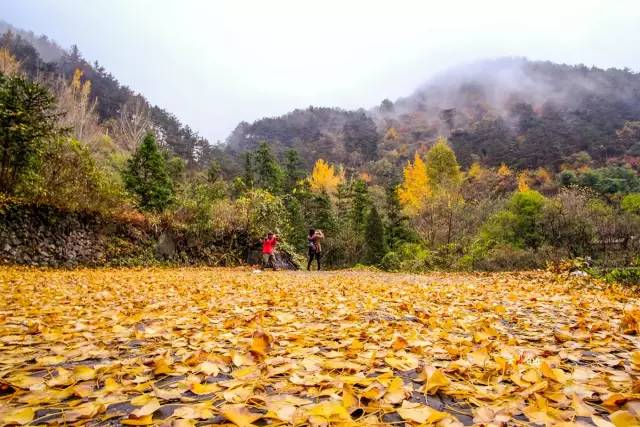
[3,21,640,177]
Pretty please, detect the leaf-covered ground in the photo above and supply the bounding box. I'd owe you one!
[1,268,639,426]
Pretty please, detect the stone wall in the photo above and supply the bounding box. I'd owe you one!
[0,203,153,267]
[0,202,299,268]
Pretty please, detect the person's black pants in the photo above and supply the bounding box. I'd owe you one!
[307,251,321,270]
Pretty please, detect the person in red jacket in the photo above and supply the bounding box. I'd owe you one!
[261,232,278,270]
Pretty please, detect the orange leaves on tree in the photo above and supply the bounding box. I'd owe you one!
[498,162,513,177]
[518,172,531,192]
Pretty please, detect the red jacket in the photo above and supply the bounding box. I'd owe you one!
[262,237,277,254]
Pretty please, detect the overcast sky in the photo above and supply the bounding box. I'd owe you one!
[4,0,640,142]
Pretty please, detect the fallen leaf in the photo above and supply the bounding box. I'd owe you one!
[397,400,449,424]
[1,407,35,425]
[220,404,262,426]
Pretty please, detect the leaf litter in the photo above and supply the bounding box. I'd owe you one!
[0,267,639,426]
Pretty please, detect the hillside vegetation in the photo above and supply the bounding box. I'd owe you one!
[1,24,640,272]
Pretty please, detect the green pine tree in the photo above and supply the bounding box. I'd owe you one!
[363,205,387,265]
[123,133,174,212]
[283,194,306,250]
[308,190,335,233]
[283,149,305,192]
[384,184,416,249]
[0,73,61,194]
[243,152,254,189]
[253,141,283,193]
[207,159,222,184]
[350,179,370,232]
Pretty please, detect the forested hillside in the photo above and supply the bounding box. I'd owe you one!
[2,24,640,274]
[379,57,640,169]
[228,58,640,180]
[0,21,217,167]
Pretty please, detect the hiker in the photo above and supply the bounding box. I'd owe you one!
[307,228,324,271]
[261,232,278,270]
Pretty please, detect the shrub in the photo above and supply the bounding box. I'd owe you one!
[20,138,126,213]
[481,190,546,249]
[380,251,401,271]
[576,166,640,195]
[541,187,596,256]
[236,189,293,242]
[471,244,545,271]
[621,193,640,215]
[604,268,640,285]
[172,178,227,231]
[377,243,432,272]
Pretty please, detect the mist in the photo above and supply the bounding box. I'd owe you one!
[3,0,640,143]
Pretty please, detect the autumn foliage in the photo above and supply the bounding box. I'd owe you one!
[1,267,639,425]
[397,152,430,216]
[309,159,343,194]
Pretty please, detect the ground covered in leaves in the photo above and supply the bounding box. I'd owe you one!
[1,268,639,426]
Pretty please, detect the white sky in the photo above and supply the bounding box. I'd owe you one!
[3,0,640,142]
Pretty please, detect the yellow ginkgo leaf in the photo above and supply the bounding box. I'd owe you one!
[307,400,350,420]
[173,404,214,420]
[220,404,262,427]
[103,377,119,392]
[273,311,295,324]
[63,402,105,422]
[73,365,96,381]
[190,382,220,395]
[131,394,155,406]
[122,414,154,425]
[631,352,640,368]
[610,411,640,427]
[391,336,408,351]
[46,367,73,387]
[197,361,220,376]
[384,376,407,404]
[153,386,182,400]
[152,357,172,375]
[468,347,490,365]
[397,400,449,424]
[131,397,160,417]
[264,402,298,423]
[571,394,595,416]
[1,407,35,425]
[421,368,450,395]
[249,330,270,356]
[342,384,358,410]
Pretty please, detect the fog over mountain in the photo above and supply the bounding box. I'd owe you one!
[3,0,640,142]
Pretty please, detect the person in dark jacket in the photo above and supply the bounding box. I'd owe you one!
[307,228,324,271]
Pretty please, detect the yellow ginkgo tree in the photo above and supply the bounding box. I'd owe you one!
[397,152,431,216]
[309,159,343,194]
[0,48,21,76]
[518,172,530,192]
[398,138,464,245]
